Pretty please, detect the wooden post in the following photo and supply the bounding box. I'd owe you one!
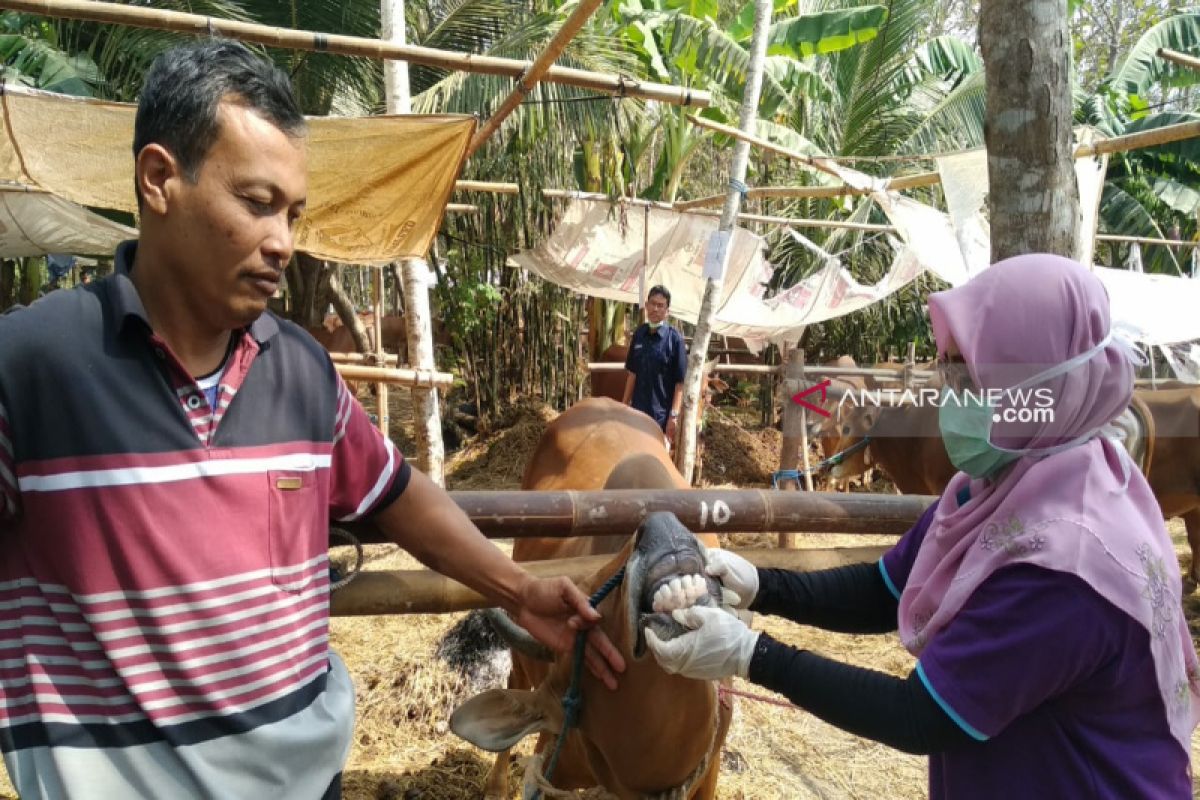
[372,268,388,437]
[798,350,815,494]
[777,348,804,549]
[903,342,916,389]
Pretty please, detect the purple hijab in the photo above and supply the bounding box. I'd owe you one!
[901,254,1200,756]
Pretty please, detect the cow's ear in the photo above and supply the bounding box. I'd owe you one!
[450,688,562,752]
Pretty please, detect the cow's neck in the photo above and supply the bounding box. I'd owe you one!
[545,559,721,796]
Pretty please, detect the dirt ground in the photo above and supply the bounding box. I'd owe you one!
[3,395,1199,799]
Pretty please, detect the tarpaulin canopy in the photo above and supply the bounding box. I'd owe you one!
[512,143,1200,366]
[0,184,135,256]
[0,85,475,263]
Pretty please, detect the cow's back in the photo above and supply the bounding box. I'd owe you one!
[1137,387,1200,512]
[515,398,682,562]
[589,345,629,402]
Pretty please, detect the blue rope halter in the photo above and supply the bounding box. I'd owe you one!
[533,565,627,799]
[771,436,871,489]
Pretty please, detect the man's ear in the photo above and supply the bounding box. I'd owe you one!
[135,143,181,216]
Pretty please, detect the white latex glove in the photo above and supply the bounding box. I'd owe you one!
[645,605,760,680]
[705,548,759,610]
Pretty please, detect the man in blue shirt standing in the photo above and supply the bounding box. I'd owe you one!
[622,285,688,445]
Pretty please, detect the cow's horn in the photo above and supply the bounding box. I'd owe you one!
[484,608,555,662]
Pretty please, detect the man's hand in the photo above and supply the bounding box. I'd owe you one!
[665,416,678,444]
[645,605,759,681]
[511,576,626,690]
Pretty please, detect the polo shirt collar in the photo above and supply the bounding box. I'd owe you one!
[110,239,279,344]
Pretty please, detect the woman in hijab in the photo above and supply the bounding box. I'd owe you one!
[647,254,1200,798]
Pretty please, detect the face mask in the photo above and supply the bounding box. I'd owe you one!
[647,321,664,330]
[938,387,1020,479]
[937,331,1123,480]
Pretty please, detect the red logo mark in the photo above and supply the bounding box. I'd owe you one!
[791,379,832,417]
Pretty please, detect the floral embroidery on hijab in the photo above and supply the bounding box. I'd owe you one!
[978,516,1046,556]
[1138,542,1173,640]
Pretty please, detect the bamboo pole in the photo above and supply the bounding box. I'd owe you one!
[693,209,896,232]
[444,203,479,213]
[687,113,839,171]
[339,487,934,543]
[0,0,711,108]
[331,546,892,616]
[454,180,520,194]
[329,351,399,366]
[335,363,455,388]
[776,349,804,547]
[1157,48,1200,72]
[675,173,943,210]
[1095,234,1200,249]
[677,0,772,485]
[678,118,1200,210]
[466,0,603,156]
[371,268,389,436]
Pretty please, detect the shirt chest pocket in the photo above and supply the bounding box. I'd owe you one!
[637,340,671,370]
[267,470,322,593]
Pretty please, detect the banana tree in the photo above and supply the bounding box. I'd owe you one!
[1079,11,1200,274]
[614,0,890,200]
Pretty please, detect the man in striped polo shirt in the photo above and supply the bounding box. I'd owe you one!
[0,41,623,799]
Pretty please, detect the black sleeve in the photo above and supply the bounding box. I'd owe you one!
[747,633,974,754]
[749,562,899,633]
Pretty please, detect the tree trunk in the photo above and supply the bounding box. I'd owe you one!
[0,260,15,310]
[979,0,1080,262]
[324,268,371,353]
[17,258,42,306]
[292,253,337,328]
[676,0,772,483]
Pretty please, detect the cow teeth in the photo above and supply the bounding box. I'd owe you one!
[669,577,683,597]
[652,585,670,613]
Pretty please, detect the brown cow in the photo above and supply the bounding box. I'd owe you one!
[450,398,732,799]
[1135,387,1200,585]
[806,356,875,490]
[589,343,728,463]
[832,391,1156,497]
[304,312,450,361]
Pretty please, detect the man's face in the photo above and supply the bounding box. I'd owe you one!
[160,100,307,330]
[645,294,669,325]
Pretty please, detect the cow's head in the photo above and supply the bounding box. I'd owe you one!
[450,512,727,795]
[827,403,876,478]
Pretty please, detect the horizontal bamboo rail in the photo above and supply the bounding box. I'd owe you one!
[693,209,896,232]
[329,352,400,366]
[341,489,934,545]
[1,0,710,107]
[330,545,890,616]
[454,180,520,194]
[679,118,1200,210]
[1158,47,1200,71]
[445,203,479,214]
[335,363,454,388]
[1095,234,1200,249]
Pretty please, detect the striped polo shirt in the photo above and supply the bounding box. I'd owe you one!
[0,241,410,798]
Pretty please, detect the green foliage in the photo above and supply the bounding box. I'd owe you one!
[763,5,887,57]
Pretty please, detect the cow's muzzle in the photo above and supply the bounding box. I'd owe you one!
[626,512,721,659]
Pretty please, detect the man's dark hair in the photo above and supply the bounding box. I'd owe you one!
[133,40,305,194]
[647,285,671,306]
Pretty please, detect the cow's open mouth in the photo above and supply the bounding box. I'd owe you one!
[626,513,722,658]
